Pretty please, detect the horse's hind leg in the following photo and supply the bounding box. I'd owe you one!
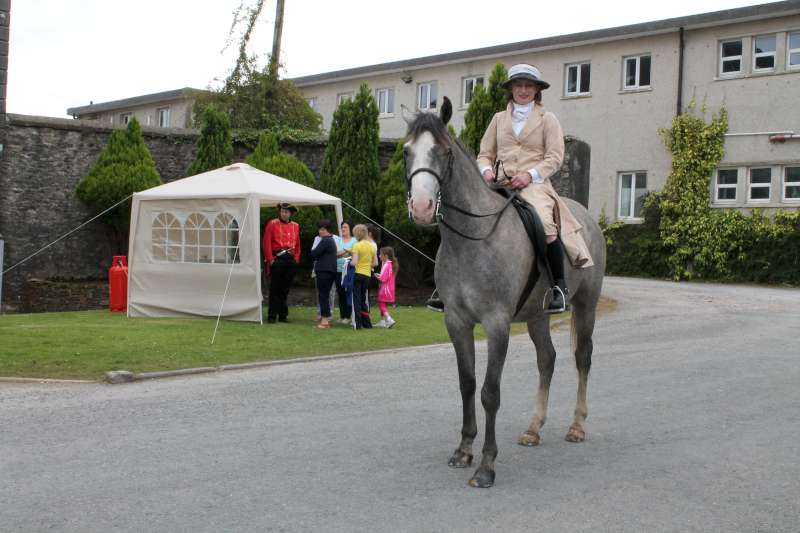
[519,315,556,447]
[565,298,596,443]
[444,314,477,469]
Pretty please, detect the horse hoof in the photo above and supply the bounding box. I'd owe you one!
[518,431,541,447]
[448,449,473,468]
[468,467,495,488]
[565,424,585,442]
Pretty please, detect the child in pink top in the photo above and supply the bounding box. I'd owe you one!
[375,246,398,328]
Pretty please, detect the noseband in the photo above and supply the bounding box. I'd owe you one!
[406,146,516,241]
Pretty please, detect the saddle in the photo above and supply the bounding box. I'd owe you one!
[495,188,554,314]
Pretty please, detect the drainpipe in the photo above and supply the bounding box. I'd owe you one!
[676,27,685,116]
[769,133,800,142]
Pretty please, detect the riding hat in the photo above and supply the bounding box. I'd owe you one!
[276,202,298,214]
[502,64,550,90]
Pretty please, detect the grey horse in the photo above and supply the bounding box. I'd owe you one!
[403,98,606,488]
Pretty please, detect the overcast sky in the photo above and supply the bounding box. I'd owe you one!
[8,0,779,118]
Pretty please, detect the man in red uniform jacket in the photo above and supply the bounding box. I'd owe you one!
[262,203,301,323]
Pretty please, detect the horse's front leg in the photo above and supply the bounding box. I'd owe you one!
[469,317,511,488]
[444,313,477,469]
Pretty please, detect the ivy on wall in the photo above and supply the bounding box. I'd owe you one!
[604,102,800,284]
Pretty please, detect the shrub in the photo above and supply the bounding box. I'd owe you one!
[188,106,233,176]
[76,118,161,252]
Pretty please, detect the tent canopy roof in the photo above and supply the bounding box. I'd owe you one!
[134,163,340,206]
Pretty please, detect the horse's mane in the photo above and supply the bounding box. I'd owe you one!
[406,112,452,148]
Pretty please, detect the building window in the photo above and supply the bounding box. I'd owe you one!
[788,31,800,69]
[623,55,651,90]
[715,169,738,202]
[462,76,484,106]
[119,113,131,125]
[618,172,647,219]
[748,167,772,201]
[375,87,395,115]
[306,97,318,111]
[336,92,352,106]
[784,166,800,201]
[753,35,776,72]
[157,107,171,128]
[565,62,591,96]
[720,39,743,75]
[418,81,438,110]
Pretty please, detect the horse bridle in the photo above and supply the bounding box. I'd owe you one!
[406,150,517,241]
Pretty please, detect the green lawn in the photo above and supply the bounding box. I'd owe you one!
[0,306,547,381]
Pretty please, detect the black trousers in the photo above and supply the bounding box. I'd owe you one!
[334,273,352,320]
[315,271,336,319]
[353,273,372,329]
[268,254,296,320]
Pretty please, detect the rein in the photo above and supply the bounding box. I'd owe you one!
[407,149,517,241]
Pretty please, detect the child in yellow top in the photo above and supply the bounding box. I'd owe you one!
[350,224,377,329]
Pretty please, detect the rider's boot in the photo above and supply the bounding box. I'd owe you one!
[545,239,569,314]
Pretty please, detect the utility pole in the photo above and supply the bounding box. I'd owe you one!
[269,0,285,78]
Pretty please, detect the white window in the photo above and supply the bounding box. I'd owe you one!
[152,212,182,262]
[720,39,743,76]
[788,31,800,69]
[213,213,240,264]
[618,172,647,219]
[375,87,395,115]
[565,62,591,96]
[157,107,171,128]
[119,113,131,125]
[462,76,484,106]
[748,167,772,201]
[183,213,213,263]
[306,97,317,111]
[623,55,651,90]
[336,92,352,106]
[784,166,800,201]
[753,35,776,72]
[715,169,738,202]
[417,81,438,110]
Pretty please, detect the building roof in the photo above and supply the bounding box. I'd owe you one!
[292,1,800,87]
[66,87,205,116]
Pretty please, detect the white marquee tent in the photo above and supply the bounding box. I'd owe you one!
[126,163,343,323]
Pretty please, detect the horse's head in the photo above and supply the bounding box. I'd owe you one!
[403,96,454,225]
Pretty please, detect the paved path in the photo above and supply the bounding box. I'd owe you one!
[2,277,799,532]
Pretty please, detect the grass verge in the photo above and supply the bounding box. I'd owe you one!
[0,298,614,381]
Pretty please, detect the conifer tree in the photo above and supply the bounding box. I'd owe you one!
[459,63,508,156]
[76,118,162,252]
[319,83,380,219]
[188,106,233,175]
[246,132,322,244]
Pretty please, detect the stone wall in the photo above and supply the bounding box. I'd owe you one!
[0,113,587,313]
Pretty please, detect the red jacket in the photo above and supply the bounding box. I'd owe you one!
[262,218,301,265]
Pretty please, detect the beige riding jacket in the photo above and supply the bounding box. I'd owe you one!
[477,102,593,268]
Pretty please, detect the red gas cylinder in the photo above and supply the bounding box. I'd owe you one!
[109,255,128,312]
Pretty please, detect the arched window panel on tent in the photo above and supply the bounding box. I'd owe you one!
[152,212,182,262]
[183,213,213,263]
[213,212,241,264]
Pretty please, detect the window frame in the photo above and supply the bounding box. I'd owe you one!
[157,107,171,128]
[461,75,484,107]
[119,113,131,125]
[714,168,739,204]
[752,34,777,73]
[783,166,800,202]
[306,97,317,111]
[564,62,591,97]
[719,39,743,76]
[622,54,651,90]
[617,171,648,220]
[748,167,773,202]
[417,81,438,111]
[788,31,800,70]
[336,92,353,106]
[375,87,395,116]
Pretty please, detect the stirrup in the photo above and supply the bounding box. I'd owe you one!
[426,289,445,312]
[543,286,568,314]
